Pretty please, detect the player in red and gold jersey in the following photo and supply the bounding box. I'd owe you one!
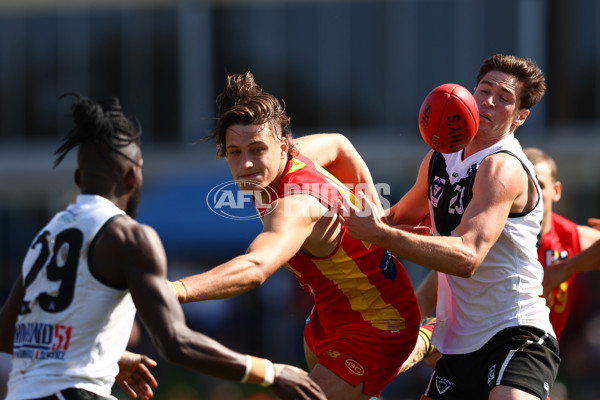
[259,153,420,394]
[524,147,600,340]
[166,72,421,400]
[538,212,580,340]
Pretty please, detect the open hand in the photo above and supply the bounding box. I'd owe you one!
[337,191,386,243]
[542,261,569,299]
[116,350,158,399]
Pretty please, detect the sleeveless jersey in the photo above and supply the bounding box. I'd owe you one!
[427,134,555,354]
[537,212,581,341]
[7,194,136,400]
[255,155,420,333]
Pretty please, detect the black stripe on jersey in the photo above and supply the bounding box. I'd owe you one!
[88,214,128,290]
[494,150,541,218]
[428,151,477,236]
[494,150,542,247]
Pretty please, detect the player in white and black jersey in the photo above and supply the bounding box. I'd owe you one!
[337,54,560,400]
[0,94,326,400]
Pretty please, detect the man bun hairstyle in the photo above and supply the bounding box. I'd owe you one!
[54,92,142,168]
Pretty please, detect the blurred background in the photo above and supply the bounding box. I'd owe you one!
[0,0,599,398]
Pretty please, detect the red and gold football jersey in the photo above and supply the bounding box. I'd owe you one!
[537,212,581,341]
[256,154,419,333]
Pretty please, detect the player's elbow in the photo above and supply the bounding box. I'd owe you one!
[243,255,270,289]
[454,251,480,278]
[333,134,356,159]
[459,265,477,278]
[156,342,185,365]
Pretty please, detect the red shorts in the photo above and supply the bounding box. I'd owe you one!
[304,307,419,397]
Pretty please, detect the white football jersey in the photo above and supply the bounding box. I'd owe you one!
[428,134,555,354]
[7,194,136,399]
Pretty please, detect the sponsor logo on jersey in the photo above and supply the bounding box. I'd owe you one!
[13,322,72,360]
[345,359,365,376]
[324,350,341,359]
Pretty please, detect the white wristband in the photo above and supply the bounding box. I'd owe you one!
[240,355,275,386]
[240,355,252,383]
[260,358,275,387]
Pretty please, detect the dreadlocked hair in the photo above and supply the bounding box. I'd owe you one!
[54,92,142,168]
[210,71,294,158]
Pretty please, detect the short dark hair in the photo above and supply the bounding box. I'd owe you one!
[476,54,546,110]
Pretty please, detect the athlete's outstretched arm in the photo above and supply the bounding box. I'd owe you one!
[542,226,600,298]
[100,216,325,400]
[385,151,433,227]
[175,194,323,303]
[338,153,526,278]
[0,275,23,354]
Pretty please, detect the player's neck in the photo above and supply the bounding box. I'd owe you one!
[464,126,515,158]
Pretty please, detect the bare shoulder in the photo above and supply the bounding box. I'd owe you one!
[95,215,166,275]
[478,152,528,186]
[475,151,533,214]
[101,216,161,246]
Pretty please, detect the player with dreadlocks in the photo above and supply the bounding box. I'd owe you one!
[0,93,326,400]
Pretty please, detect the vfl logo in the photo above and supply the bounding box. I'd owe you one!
[344,359,365,376]
[430,176,446,207]
[206,180,278,220]
[487,364,496,385]
[435,376,454,395]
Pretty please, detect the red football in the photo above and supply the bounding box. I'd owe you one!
[418,83,479,153]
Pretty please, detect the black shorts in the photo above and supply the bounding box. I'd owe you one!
[423,325,560,400]
[34,388,109,400]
